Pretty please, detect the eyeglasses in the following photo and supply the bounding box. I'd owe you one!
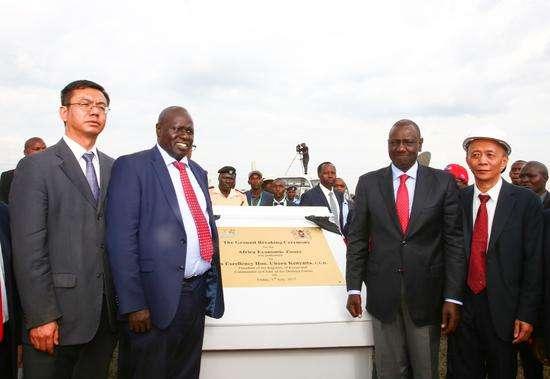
[388,139,419,149]
[65,101,110,114]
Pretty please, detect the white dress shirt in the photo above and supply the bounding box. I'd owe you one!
[472,178,503,245]
[319,184,340,225]
[157,145,211,278]
[391,162,418,215]
[0,243,8,324]
[273,197,287,206]
[63,135,101,185]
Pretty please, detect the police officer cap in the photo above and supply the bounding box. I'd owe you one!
[218,166,236,176]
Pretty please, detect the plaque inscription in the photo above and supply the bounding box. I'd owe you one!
[218,227,344,287]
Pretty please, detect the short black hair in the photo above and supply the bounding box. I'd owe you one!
[317,161,335,176]
[523,161,549,180]
[24,137,45,150]
[389,119,421,138]
[61,80,110,106]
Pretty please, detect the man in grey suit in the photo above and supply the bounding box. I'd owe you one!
[346,119,466,378]
[9,80,117,379]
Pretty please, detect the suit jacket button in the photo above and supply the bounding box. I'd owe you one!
[401,240,407,245]
[178,265,184,270]
[180,239,185,245]
[96,273,102,278]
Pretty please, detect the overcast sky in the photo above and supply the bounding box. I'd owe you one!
[1,0,549,190]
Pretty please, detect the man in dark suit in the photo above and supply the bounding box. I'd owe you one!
[0,203,20,379]
[106,106,224,379]
[514,160,549,379]
[334,177,354,235]
[520,161,550,210]
[346,119,465,378]
[271,179,296,206]
[0,137,46,204]
[446,134,543,379]
[245,170,274,206]
[9,80,118,379]
[300,162,345,231]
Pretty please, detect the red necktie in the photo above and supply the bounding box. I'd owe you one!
[467,194,490,294]
[396,174,409,234]
[173,162,213,263]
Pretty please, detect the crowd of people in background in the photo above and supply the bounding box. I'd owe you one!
[1,79,550,379]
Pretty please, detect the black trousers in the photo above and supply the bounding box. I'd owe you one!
[23,298,117,379]
[517,340,543,379]
[447,289,517,379]
[118,275,207,379]
[0,323,15,379]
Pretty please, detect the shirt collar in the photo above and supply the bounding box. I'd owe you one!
[319,183,334,197]
[473,177,503,200]
[63,135,98,159]
[391,161,418,181]
[157,143,189,167]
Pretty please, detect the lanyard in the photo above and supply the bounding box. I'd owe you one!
[253,193,263,206]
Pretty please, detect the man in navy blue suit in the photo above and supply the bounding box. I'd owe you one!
[106,106,224,379]
[300,162,344,232]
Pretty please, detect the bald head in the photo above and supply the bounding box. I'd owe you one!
[157,106,190,125]
[24,137,46,156]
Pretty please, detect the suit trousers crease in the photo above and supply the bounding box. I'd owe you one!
[22,296,117,379]
[118,275,207,379]
[372,279,440,379]
[446,289,517,379]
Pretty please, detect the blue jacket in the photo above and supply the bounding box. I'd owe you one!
[106,146,224,329]
[244,190,274,206]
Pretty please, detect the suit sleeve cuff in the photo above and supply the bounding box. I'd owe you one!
[445,298,463,305]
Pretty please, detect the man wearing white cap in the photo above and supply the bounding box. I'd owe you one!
[447,132,543,379]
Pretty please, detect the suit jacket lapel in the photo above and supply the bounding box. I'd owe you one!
[97,151,111,212]
[316,185,330,209]
[56,139,97,209]
[378,165,401,233]
[407,165,434,236]
[150,147,185,230]
[462,185,474,257]
[488,181,515,252]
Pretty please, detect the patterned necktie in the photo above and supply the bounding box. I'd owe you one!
[173,162,213,263]
[396,174,409,234]
[468,194,490,294]
[82,152,100,202]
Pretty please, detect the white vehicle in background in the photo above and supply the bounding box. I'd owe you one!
[277,176,317,198]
